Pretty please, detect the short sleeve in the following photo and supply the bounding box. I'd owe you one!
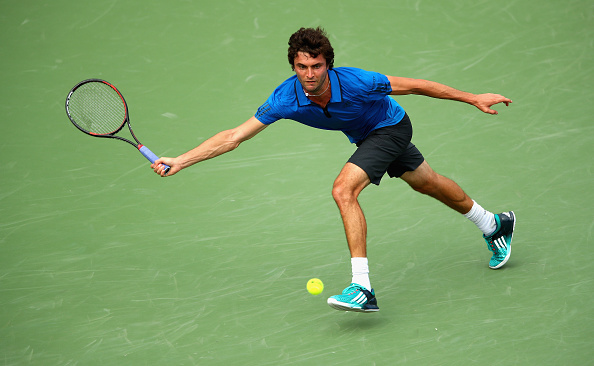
[255,99,282,125]
[255,94,284,125]
[363,70,392,100]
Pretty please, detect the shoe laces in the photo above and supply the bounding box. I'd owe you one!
[343,284,363,295]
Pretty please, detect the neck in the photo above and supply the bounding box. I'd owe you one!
[304,76,330,98]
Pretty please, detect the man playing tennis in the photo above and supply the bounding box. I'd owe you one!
[152,27,515,313]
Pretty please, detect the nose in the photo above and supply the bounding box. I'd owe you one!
[306,67,315,78]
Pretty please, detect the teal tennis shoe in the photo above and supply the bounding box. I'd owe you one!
[483,211,516,269]
[327,283,379,312]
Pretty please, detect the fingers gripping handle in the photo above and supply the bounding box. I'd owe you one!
[139,145,170,175]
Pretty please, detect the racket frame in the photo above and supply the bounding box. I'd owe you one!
[65,79,169,174]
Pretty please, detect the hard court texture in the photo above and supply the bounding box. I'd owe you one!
[1,0,592,365]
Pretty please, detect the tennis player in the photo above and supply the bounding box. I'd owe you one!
[152,27,515,313]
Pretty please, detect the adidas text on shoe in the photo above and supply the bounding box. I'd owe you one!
[483,211,516,269]
[327,283,379,313]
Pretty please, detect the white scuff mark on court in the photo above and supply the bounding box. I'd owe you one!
[0,186,23,201]
[587,219,594,243]
[463,39,514,71]
[84,338,104,356]
[21,19,29,25]
[392,261,415,285]
[511,127,590,152]
[245,74,258,82]
[254,17,259,30]
[517,41,574,55]
[161,112,178,119]
[264,267,286,281]
[80,0,118,29]
[26,346,33,362]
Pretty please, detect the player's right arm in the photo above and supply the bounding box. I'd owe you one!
[152,116,268,176]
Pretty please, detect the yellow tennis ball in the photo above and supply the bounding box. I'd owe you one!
[307,278,324,295]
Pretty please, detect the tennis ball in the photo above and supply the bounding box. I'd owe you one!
[306,278,324,295]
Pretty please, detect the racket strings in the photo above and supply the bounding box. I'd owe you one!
[68,82,127,135]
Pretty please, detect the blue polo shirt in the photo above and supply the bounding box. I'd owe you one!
[255,67,406,143]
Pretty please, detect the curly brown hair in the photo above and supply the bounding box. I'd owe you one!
[287,27,335,70]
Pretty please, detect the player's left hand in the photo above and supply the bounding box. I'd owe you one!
[474,93,512,115]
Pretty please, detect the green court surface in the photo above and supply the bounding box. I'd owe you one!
[1,0,592,365]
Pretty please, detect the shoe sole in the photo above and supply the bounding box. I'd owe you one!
[489,211,516,269]
[327,298,380,313]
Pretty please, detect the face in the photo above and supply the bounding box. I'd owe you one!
[293,52,329,95]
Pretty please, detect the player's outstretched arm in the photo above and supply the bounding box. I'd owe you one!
[151,116,268,177]
[387,76,512,115]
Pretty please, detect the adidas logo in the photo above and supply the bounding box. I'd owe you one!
[493,237,508,250]
[353,291,368,305]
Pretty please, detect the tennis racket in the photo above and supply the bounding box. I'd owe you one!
[65,79,170,174]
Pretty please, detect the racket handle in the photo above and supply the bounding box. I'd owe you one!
[139,145,170,175]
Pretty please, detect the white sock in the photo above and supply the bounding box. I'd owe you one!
[464,200,497,236]
[351,257,371,291]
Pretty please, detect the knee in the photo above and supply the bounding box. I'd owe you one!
[409,175,440,195]
[411,183,434,195]
[332,180,356,206]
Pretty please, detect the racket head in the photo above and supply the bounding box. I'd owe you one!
[65,79,128,136]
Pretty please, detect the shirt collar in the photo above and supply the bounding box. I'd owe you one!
[295,69,342,107]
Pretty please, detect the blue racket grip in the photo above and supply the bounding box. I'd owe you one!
[139,145,170,175]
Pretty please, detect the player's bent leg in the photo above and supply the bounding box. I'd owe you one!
[332,163,371,258]
[329,163,380,312]
[400,160,473,214]
[402,161,516,269]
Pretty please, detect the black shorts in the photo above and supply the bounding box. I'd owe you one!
[347,114,425,185]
